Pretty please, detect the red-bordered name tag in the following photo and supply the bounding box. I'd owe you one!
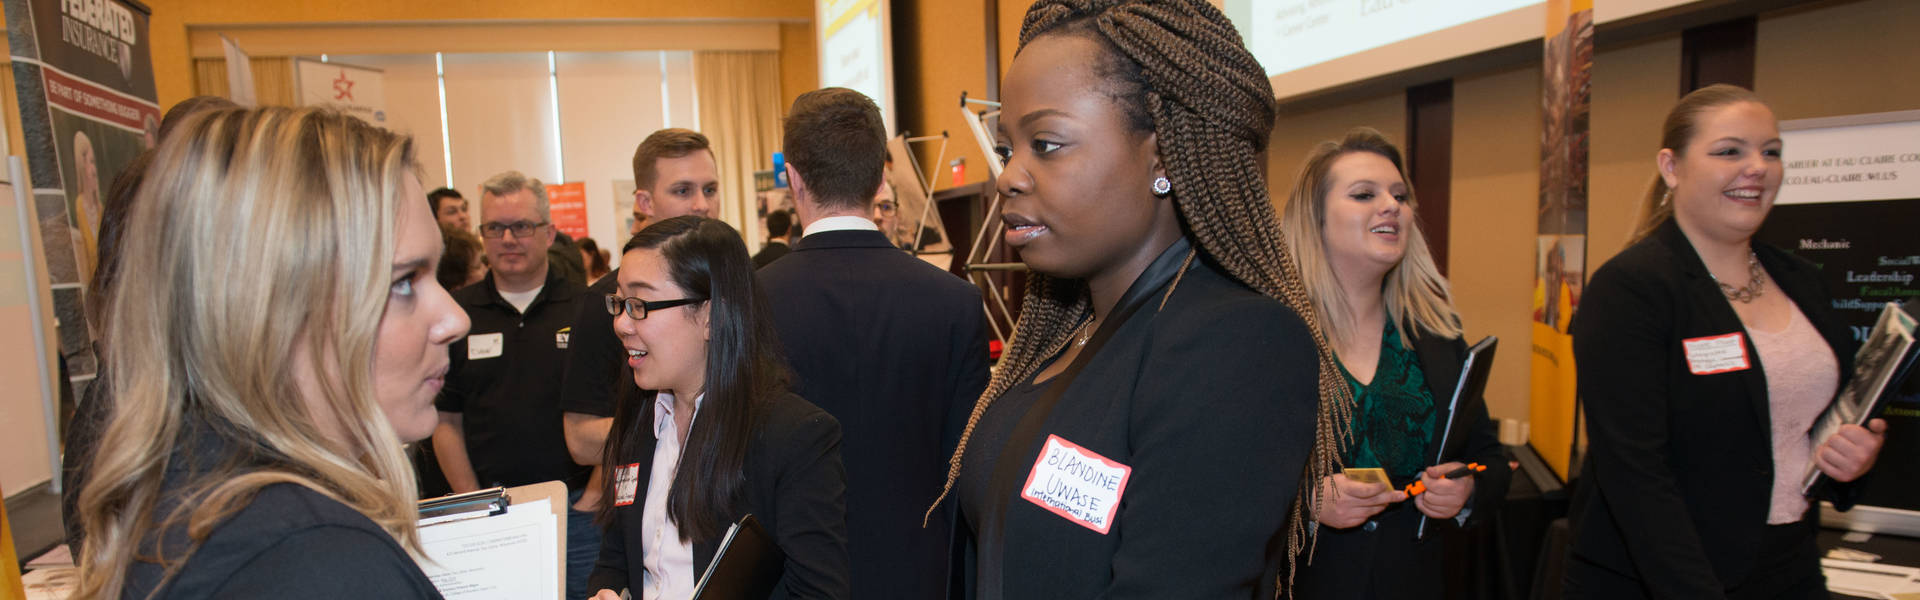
[1682,332,1750,375]
[613,463,640,507]
[1020,435,1131,534]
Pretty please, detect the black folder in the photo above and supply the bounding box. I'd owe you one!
[690,514,785,600]
[1417,335,1498,539]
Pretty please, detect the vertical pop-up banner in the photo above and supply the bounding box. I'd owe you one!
[1531,0,1593,479]
[4,0,160,404]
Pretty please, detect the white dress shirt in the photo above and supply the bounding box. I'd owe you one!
[800,215,880,237]
[641,391,703,600]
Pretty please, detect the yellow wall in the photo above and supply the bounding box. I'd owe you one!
[142,0,815,109]
[901,0,991,188]
[1266,93,1407,214]
[1587,35,1680,272]
[779,22,820,114]
[1756,0,1920,121]
[1448,65,1540,422]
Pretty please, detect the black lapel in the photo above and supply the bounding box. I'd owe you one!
[1655,221,1773,436]
[979,237,1195,590]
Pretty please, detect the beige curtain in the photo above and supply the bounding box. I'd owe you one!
[191,57,296,106]
[692,51,784,250]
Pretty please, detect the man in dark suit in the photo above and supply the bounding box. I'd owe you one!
[759,88,990,600]
[752,209,794,268]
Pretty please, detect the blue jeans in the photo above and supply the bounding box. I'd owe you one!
[566,487,603,600]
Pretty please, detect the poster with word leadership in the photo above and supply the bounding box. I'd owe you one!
[1755,111,1920,512]
[4,0,160,385]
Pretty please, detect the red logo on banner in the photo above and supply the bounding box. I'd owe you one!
[333,70,355,101]
[545,182,590,241]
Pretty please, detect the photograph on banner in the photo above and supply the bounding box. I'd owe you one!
[51,108,148,286]
[1532,235,1585,332]
[1530,0,1593,480]
[1754,111,1920,512]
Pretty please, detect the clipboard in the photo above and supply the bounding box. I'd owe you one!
[690,514,785,600]
[1417,335,1498,540]
[415,480,569,600]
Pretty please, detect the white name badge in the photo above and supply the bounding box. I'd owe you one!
[1021,435,1131,534]
[1682,332,1750,375]
[613,463,640,507]
[467,332,504,360]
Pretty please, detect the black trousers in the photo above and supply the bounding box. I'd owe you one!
[1565,515,1827,600]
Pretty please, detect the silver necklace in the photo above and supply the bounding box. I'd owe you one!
[1714,251,1766,303]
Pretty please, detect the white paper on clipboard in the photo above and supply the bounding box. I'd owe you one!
[415,481,567,600]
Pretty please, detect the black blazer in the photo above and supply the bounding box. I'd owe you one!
[962,241,1321,599]
[586,392,851,599]
[758,229,990,600]
[753,240,792,269]
[1292,328,1512,599]
[1566,220,1859,598]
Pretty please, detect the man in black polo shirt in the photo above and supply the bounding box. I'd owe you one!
[432,170,597,600]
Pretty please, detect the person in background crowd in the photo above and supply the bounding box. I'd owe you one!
[436,223,488,292]
[589,216,849,600]
[560,129,725,520]
[930,1,1336,596]
[430,187,470,232]
[62,94,240,549]
[74,106,464,598]
[759,87,990,600]
[550,229,589,286]
[1565,84,1887,600]
[433,170,599,600]
[580,236,614,283]
[1282,128,1510,599]
[751,209,793,269]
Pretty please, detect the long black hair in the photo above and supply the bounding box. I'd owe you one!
[599,216,791,542]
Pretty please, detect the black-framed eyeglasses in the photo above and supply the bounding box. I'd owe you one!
[479,220,550,239]
[605,294,706,320]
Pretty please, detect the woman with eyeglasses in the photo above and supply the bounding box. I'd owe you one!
[588,216,851,600]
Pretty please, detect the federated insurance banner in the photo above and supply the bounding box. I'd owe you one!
[4,0,160,389]
[1756,110,1920,511]
[1530,0,1593,480]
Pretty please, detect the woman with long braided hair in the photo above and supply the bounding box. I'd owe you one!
[924,0,1346,596]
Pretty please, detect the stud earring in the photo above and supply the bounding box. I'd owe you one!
[1151,176,1172,196]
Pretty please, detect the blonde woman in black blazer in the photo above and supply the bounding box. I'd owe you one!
[1565,85,1887,600]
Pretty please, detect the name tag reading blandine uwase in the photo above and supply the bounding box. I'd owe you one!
[1022,435,1132,534]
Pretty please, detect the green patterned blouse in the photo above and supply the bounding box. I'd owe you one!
[1337,319,1437,486]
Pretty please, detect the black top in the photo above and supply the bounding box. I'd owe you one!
[122,421,442,599]
[1566,219,1861,598]
[958,365,1054,599]
[1290,326,1511,600]
[757,229,990,600]
[559,269,633,419]
[587,391,851,599]
[752,240,791,269]
[956,238,1321,599]
[62,369,110,547]
[438,267,593,489]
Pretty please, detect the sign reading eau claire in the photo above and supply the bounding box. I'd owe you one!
[1777,118,1920,205]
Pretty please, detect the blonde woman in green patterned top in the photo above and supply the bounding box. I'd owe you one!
[1280,128,1512,599]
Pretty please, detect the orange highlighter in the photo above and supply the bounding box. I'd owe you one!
[1404,463,1487,496]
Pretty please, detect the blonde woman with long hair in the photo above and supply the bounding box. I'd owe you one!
[1281,128,1509,599]
[74,106,468,599]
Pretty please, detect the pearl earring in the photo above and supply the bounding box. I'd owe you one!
[1151,176,1172,196]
